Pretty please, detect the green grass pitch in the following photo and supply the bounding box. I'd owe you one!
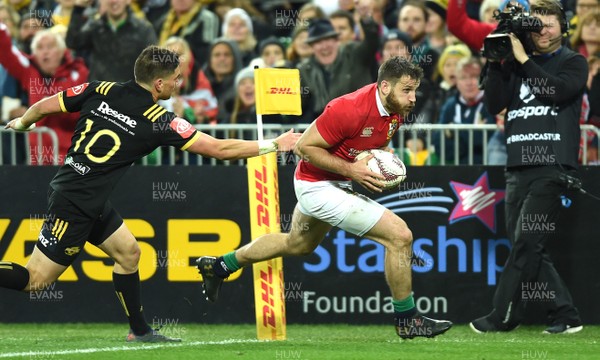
[0,324,598,359]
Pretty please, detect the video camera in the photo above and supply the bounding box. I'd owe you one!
[482,3,543,62]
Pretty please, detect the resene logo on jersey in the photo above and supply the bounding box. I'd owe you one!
[97,101,137,128]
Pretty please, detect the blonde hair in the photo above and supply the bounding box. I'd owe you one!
[0,3,20,36]
[570,11,600,50]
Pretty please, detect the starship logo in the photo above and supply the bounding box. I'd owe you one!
[449,172,505,233]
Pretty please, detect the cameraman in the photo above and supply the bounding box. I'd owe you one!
[470,0,588,334]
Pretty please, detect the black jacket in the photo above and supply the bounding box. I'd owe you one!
[484,47,588,168]
[66,7,157,82]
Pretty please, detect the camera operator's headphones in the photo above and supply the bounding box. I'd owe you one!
[556,1,570,35]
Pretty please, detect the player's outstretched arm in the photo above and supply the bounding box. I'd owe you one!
[185,129,301,160]
[4,94,64,131]
[294,123,385,192]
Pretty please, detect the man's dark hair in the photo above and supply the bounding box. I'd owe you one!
[377,56,423,87]
[329,10,355,30]
[134,46,180,85]
[399,0,429,22]
[531,0,566,28]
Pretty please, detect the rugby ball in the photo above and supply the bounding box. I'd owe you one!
[355,149,407,190]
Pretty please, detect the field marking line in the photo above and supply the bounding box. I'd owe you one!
[0,338,259,358]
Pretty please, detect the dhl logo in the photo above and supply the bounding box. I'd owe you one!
[254,165,270,227]
[268,87,297,95]
[260,265,277,328]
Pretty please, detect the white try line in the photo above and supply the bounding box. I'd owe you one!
[0,338,259,358]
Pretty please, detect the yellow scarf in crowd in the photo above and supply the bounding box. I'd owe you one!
[158,3,202,46]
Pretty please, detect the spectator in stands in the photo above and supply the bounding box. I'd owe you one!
[6,12,50,122]
[570,11,600,59]
[329,10,355,45]
[424,0,448,53]
[227,66,255,126]
[0,25,89,164]
[432,43,472,118]
[159,36,218,124]
[569,0,599,35]
[298,3,327,24]
[209,0,271,41]
[52,0,75,27]
[480,0,502,24]
[436,57,495,164]
[0,3,26,164]
[200,37,243,124]
[156,0,219,66]
[250,36,286,68]
[380,29,413,62]
[221,8,257,66]
[18,12,51,54]
[66,0,156,82]
[397,0,440,81]
[298,16,379,123]
[286,25,312,67]
[587,55,600,126]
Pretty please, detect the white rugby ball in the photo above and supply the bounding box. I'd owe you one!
[355,149,407,190]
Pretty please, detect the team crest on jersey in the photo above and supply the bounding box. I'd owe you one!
[66,83,89,97]
[361,127,374,137]
[387,118,399,140]
[170,117,195,138]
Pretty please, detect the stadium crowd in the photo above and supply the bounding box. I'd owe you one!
[0,0,599,165]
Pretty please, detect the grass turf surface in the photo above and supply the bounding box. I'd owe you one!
[0,324,598,359]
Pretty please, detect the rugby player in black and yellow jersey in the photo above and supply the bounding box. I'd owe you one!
[1,46,300,342]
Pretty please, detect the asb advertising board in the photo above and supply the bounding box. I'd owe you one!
[0,165,598,324]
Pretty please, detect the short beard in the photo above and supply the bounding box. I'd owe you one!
[385,89,412,116]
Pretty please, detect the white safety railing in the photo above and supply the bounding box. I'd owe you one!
[0,126,60,165]
[1,124,598,166]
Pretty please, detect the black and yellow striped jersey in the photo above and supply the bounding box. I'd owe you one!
[50,80,200,217]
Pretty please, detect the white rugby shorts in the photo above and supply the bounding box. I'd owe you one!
[294,179,385,236]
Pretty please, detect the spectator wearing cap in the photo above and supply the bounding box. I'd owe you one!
[397,0,440,81]
[286,25,313,68]
[156,0,219,68]
[375,29,412,83]
[224,66,285,136]
[432,43,471,110]
[380,28,413,63]
[479,0,502,24]
[228,66,255,126]
[296,15,379,123]
[250,36,286,68]
[209,0,271,41]
[424,0,448,53]
[222,8,258,66]
[66,0,157,82]
[447,0,502,52]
